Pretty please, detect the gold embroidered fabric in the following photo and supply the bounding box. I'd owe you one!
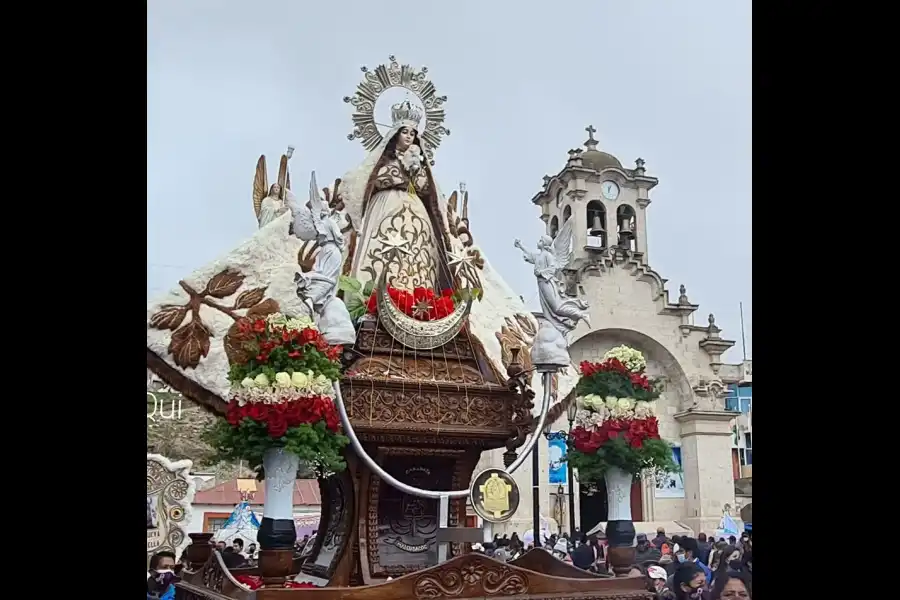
[373,160,430,196]
[360,198,439,290]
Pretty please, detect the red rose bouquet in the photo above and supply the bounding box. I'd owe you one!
[365,285,456,321]
[566,345,679,482]
[204,313,348,476]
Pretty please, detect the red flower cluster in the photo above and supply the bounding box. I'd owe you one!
[571,417,661,452]
[579,358,651,391]
[579,358,628,376]
[226,396,340,438]
[366,286,455,321]
[237,319,342,363]
[235,575,315,590]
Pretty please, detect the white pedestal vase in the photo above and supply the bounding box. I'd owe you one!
[258,447,299,550]
[604,465,636,574]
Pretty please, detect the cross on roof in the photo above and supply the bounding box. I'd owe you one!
[585,125,597,142]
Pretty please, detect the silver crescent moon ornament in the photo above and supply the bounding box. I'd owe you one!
[375,270,473,350]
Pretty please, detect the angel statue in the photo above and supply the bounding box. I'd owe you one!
[340,101,454,292]
[287,171,356,345]
[514,217,590,370]
[253,148,294,228]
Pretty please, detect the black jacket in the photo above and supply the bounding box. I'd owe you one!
[571,543,598,570]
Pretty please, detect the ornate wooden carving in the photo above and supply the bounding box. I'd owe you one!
[356,327,476,360]
[413,559,528,598]
[344,386,510,436]
[509,548,604,579]
[350,356,487,385]
[230,553,654,599]
[300,471,356,581]
[363,447,476,580]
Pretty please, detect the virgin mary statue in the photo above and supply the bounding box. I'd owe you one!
[339,101,454,292]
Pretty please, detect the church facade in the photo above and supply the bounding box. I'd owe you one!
[481,127,742,538]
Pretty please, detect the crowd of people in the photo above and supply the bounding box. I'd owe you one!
[471,527,752,600]
[147,528,752,599]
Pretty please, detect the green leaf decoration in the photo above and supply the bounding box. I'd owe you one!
[338,275,363,294]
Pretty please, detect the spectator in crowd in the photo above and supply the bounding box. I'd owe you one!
[696,533,712,565]
[711,545,740,585]
[147,551,178,600]
[652,527,669,549]
[646,565,669,598]
[668,562,707,600]
[635,533,662,564]
[708,541,728,571]
[669,538,711,588]
[710,571,751,600]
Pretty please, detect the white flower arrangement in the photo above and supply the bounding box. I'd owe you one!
[603,345,647,372]
[231,370,335,405]
[574,395,656,424]
[265,313,316,332]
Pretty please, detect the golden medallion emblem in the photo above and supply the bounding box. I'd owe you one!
[470,468,519,523]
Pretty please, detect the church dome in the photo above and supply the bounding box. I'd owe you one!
[580,149,622,172]
[578,126,622,172]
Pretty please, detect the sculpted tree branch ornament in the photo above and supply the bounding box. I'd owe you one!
[148,269,279,370]
[514,217,591,371]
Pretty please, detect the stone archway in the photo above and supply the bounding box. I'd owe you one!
[569,328,694,525]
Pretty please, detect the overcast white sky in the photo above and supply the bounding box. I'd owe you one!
[148,0,751,361]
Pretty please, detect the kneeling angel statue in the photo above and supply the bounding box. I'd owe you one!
[288,171,356,345]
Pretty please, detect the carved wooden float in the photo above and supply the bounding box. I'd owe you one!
[295,318,534,586]
[176,549,654,600]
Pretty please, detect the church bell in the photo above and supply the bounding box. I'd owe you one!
[589,214,606,236]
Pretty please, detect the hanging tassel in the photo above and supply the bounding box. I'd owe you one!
[407,180,416,198]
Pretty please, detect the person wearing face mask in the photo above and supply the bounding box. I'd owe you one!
[670,562,708,600]
[710,545,740,585]
[147,551,178,600]
[666,538,711,589]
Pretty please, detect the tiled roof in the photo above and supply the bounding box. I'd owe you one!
[193,478,320,506]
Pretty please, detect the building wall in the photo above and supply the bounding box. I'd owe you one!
[726,383,752,476]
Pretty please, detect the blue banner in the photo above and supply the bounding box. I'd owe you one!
[547,432,568,485]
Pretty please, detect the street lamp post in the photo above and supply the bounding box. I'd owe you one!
[566,399,578,537]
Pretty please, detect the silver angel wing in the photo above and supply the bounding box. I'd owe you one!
[550,216,575,274]
[308,170,327,216]
[288,187,317,242]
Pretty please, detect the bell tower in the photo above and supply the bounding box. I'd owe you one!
[531,126,658,267]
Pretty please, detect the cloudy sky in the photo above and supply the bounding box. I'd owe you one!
[148,0,751,361]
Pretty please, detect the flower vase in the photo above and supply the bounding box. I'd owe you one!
[604,465,636,575]
[258,447,299,551]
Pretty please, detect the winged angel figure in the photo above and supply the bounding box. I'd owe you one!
[253,152,293,228]
[287,171,355,345]
[514,217,591,339]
